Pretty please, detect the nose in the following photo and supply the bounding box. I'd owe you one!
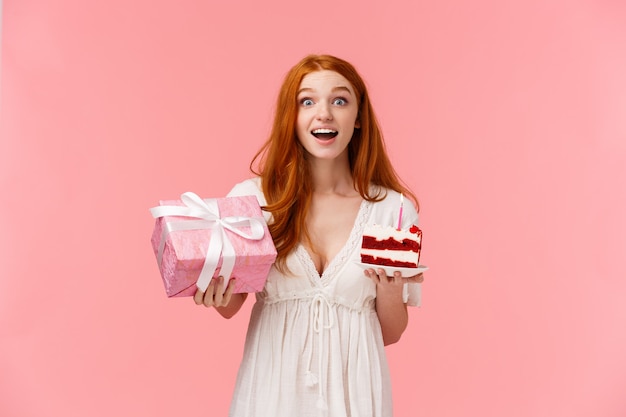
[315,103,333,121]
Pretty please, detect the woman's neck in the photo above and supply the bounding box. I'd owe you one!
[307,155,357,196]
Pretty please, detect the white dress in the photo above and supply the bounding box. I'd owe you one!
[227,178,421,417]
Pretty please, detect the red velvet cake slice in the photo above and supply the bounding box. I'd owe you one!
[360,224,422,268]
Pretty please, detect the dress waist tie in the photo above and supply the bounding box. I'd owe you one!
[305,293,335,411]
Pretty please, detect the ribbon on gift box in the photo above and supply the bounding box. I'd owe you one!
[150,192,266,292]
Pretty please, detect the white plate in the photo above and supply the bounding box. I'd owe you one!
[355,262,428,277]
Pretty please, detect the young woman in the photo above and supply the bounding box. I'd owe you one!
[194,54,424,417]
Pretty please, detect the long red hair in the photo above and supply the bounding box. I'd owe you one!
[251,54,418,271]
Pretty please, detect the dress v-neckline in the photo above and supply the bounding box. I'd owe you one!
[296,199,371,286]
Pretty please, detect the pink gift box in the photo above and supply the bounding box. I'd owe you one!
[151,194,277,297]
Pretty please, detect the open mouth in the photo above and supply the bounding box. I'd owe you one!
[311,128,338,140]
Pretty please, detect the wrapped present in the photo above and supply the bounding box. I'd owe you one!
[150,192,277,297]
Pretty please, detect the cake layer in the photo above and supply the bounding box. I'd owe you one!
[361,236,420,252]
[360,254,418,268]
[363,225,420,242]
[360,248,419,264]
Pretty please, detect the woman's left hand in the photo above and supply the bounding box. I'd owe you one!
[364,268,424,286]
[404,272,424,283]
[365,268,422,345]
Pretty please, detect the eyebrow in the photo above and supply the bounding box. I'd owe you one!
[297,86,353,95]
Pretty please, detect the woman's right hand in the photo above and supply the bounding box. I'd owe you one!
[193,276,236,308]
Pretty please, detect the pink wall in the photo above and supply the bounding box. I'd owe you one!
[2,1,625,416]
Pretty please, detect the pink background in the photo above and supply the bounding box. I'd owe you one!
[2,1,625,416]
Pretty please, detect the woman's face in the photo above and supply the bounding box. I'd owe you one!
[295,70,360,162]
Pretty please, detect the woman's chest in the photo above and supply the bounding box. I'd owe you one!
[305,195,363,274]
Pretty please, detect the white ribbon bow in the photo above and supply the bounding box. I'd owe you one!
[150,192,266,292]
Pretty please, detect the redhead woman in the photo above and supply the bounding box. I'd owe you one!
[193,54,424,417]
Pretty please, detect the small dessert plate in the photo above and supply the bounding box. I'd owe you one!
[355,262,428,277]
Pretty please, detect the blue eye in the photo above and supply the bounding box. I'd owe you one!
[333,98,347,106]
[300,98,314,106]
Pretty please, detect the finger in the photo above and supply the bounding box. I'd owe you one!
[372,268,383,282]
[203,278,217,308]
[377,268,393,283]
[193,288,205,305]
[213,277,225,306]
[404,273,424,284]
[221,278,236,306]
[363,268,379,283]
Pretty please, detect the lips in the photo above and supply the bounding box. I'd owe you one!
[311,128,338,140]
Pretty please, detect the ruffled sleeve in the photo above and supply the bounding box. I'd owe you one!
[404,283,422,307]
[226,177,271,223]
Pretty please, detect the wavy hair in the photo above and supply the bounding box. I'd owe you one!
[251,54,418,272]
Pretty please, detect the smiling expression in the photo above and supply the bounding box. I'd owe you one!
[296,70,360,162]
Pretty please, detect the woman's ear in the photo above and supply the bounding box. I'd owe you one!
[355,118,361,129]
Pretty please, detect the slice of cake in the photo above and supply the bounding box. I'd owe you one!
[360,224,422,268]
